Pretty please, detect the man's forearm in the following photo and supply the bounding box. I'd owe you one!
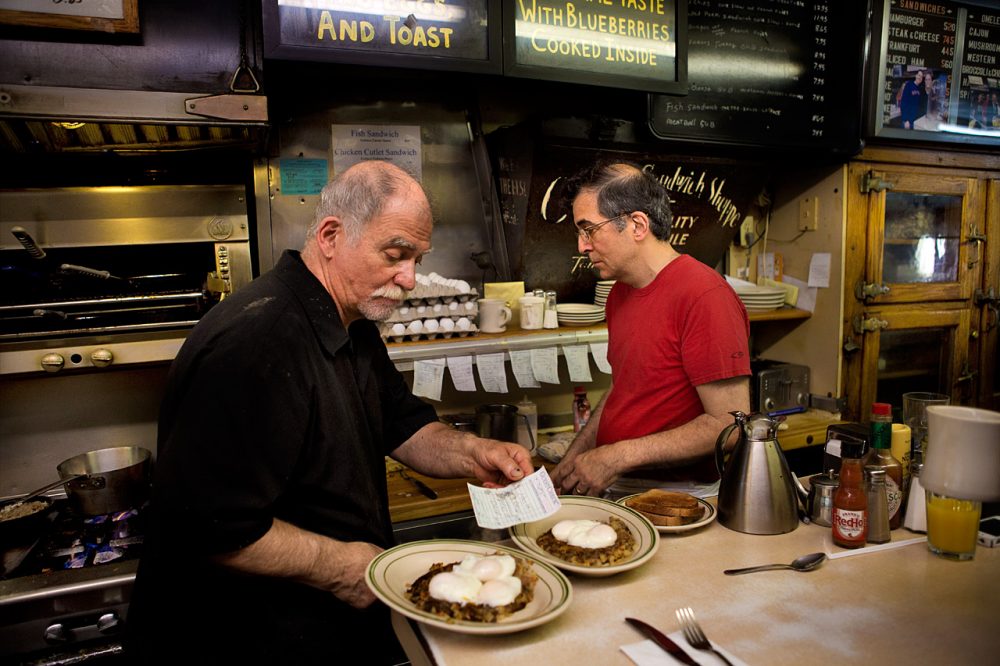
[392,422,479,478]
[215,519,349,590]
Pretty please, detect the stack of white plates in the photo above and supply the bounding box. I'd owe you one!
[556,303,606,326]
[594,280,615,308]
[734,285,786,312]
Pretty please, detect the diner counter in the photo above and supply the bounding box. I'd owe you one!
[392,501,999,666]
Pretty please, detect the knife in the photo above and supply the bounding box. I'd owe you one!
[399,469,438,500]
[625,617,701,666]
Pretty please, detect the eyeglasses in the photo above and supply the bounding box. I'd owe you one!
[575,213,627,242]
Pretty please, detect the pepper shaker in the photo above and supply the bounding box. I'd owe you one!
[865,466,891,544]
[543,290,558,329]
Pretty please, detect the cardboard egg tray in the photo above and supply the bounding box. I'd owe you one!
[380,320,480,343]
[387,299,479,324]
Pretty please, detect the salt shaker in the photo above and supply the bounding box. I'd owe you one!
[902,462,927,533]
[543,290,558,329]
[864,466,891,544]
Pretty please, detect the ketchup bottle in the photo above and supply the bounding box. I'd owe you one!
[832,457,868,548]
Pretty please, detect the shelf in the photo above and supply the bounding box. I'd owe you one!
[386,308,811,369]
[386,324,609,370]
[747,307,811,322]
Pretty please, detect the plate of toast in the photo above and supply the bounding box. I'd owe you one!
[616,489,716,533]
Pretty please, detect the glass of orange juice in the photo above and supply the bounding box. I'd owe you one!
[925,490,981,560]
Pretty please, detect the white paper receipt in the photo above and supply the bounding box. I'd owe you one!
[468,467,562,530]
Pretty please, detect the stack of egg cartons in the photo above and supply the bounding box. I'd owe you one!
[380,273,479,342]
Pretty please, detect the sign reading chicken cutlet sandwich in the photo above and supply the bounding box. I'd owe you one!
[503,0,687,94]
[262,0,500,74]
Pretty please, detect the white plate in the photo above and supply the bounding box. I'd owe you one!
[556,303,605,315]
[734,286,785,296]
[509,496,660,577]
[366,539,572,635]
[616,495,718,534]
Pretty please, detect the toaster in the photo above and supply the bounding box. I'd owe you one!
[750,360,810,416]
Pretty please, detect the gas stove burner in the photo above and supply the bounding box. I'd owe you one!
[0,500,145,581]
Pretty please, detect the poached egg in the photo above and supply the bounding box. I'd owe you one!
[428,554,523,607]
[550,519,618,549]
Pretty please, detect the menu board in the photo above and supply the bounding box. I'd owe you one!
[869,0,1000,145]
[261,0,500,74]
[879,1,957,132]
[648,0,864,153]
[502,0,686,94]
[955,7,1000,132]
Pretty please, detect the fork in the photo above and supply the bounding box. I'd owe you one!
[675,607,734,666]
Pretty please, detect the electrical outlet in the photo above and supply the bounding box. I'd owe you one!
[739,215,755,246]
[798,197,819,231]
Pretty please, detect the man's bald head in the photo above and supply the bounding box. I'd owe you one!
[306,161,431,246]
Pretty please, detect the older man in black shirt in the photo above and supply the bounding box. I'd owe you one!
[127,161,532,664]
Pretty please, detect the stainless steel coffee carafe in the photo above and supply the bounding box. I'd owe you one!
[715,411,808,535]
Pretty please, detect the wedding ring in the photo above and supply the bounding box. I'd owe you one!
[575,486,587,495]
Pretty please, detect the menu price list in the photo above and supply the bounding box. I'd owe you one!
[957,8,1000,132]
[649,0,863,152]
[881,0,956,132]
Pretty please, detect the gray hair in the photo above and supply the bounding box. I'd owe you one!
[306,161,418,245]
[562,161,673,241]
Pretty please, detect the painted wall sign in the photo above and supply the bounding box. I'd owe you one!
[262,1,500,74]
[488,125,767,303]
[503,0,687,94]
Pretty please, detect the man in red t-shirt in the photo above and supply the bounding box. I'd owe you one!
[552,162,751,496]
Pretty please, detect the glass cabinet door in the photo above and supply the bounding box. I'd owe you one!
[865,172,983,303]
[856,306,971,414]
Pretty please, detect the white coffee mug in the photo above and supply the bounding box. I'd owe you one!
[478,298,512,333]
[518,296,544,330]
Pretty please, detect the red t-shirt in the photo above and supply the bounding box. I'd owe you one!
[596,255,750,481]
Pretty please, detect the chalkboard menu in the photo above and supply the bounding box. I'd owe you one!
[955,6,1000,131]
[648,0,865,153]
[868,0,1000,146]
[261,0,500,74]
[503,0,687,94]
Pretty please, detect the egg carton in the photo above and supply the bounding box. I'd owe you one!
[389,300,478,324]
[400,290,479,309]
[409,273,477,301]
[381,321,479,343]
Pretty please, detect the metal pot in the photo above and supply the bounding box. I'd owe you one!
[56,446,152,516]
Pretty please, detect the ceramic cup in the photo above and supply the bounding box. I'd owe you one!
[921,405,1000,502]
[518,296,544,330]
[478,298,512,333]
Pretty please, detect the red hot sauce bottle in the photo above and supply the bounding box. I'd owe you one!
[832,457,868,548]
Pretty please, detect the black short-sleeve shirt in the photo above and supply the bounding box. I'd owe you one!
[128,250,438,663]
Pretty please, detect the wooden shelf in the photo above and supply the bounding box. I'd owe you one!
[747,306,811,322]
[386,310,810,369]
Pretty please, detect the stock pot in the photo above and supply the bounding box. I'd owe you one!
[57,446,152,515]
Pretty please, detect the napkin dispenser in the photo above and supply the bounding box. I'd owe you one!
[822,423,870,474]
[751,360,810,416]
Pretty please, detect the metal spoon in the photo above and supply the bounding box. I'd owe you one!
[723,552,827,575]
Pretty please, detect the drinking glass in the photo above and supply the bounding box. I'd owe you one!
[925,490,981,560]
[902,392,949,464]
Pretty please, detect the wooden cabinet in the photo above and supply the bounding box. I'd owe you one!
[843,148,1000,419]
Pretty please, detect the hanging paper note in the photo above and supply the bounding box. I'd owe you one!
[446,355,477,391]
[509,349,541,388]
[475,352,508,393]
[412,359,445,401]
[529,347,560,384]
[589,342,612,374]
[561,344,593,382]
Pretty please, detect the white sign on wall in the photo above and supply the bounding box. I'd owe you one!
[331,125,422,182]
